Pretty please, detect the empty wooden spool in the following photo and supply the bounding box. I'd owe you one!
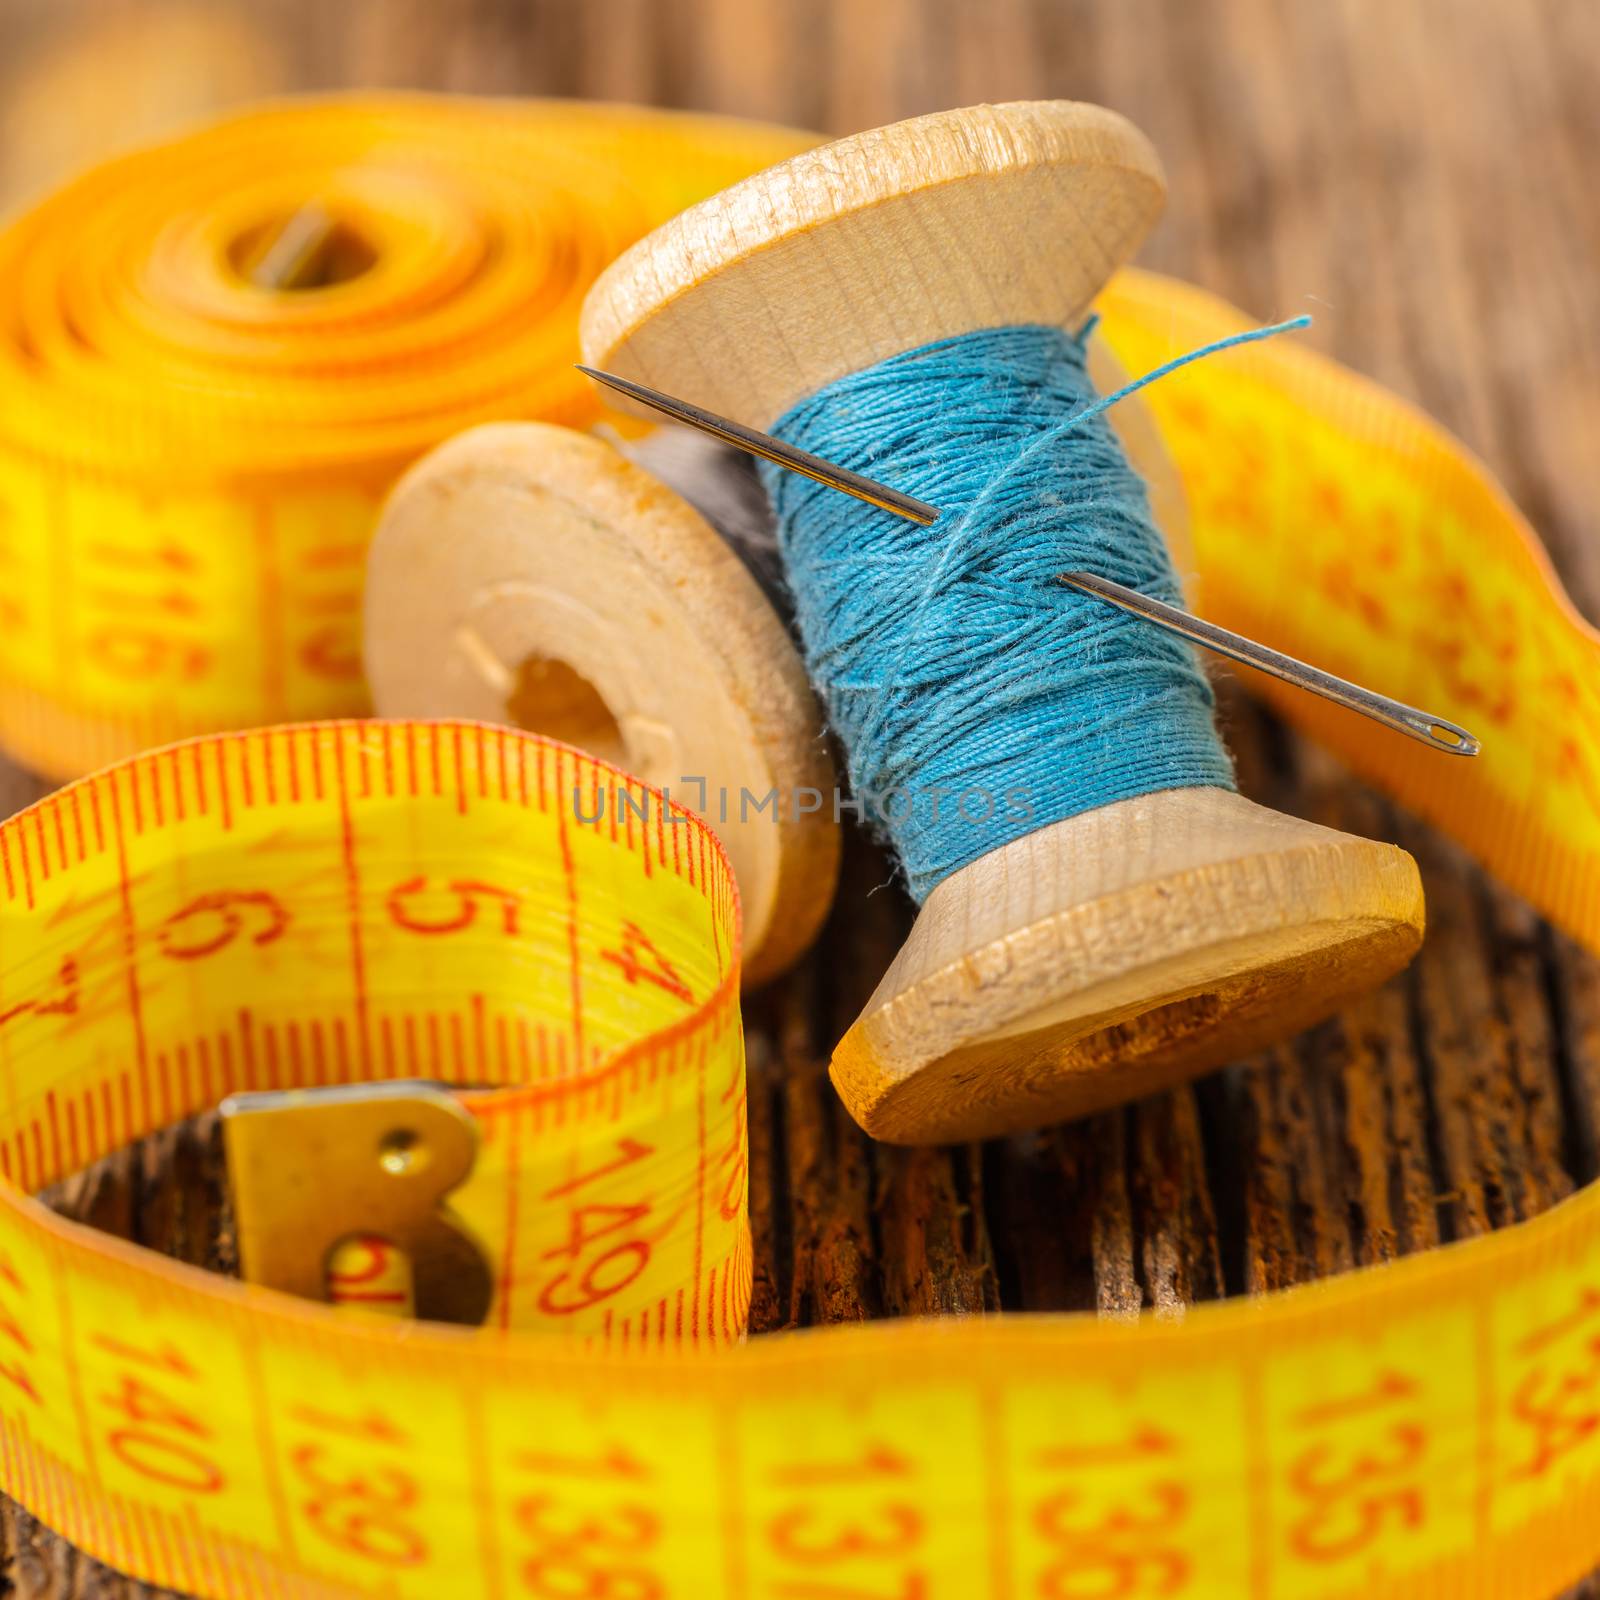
[364,421,840,987]
[579,100,1426,1145]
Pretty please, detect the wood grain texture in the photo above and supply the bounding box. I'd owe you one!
[2,1,1598,1595]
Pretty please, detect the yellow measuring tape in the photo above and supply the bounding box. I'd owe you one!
[0,96,813,783]
[1099,269,1600,956]
[0,273,1598,1599]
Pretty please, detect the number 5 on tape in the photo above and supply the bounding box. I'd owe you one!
[221,1082,492,1325]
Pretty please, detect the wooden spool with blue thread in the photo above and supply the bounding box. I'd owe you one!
[365,349,1184,987]
[580,100,1427,1145]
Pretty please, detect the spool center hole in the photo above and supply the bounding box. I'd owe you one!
[233,211,379,290]
[507,656,629,770]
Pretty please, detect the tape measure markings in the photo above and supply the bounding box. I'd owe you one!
[0,468,388,781]
[0,724,738,1198]
[2,254,1600,1590]
[9,1164,1600,1600]
[0,720,748,1596]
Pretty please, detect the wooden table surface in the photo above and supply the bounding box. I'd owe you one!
[2,1,1599,1595]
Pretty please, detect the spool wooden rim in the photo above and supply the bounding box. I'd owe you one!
[363,421,840,988]
[580,100,1425,1144]
[581,100,1167,429]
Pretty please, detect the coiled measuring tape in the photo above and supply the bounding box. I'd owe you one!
[0,96,813,783]
[0,277,1597,1599]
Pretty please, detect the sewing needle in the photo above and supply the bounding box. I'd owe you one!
[1058,571,1479,756]
[576,365,940,525]
[577,365,1481,757]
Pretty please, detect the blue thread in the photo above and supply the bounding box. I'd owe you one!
[761,315,1309,903]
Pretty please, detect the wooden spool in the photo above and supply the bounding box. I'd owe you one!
[365,421,840,987]
[580,100,1426,1145]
